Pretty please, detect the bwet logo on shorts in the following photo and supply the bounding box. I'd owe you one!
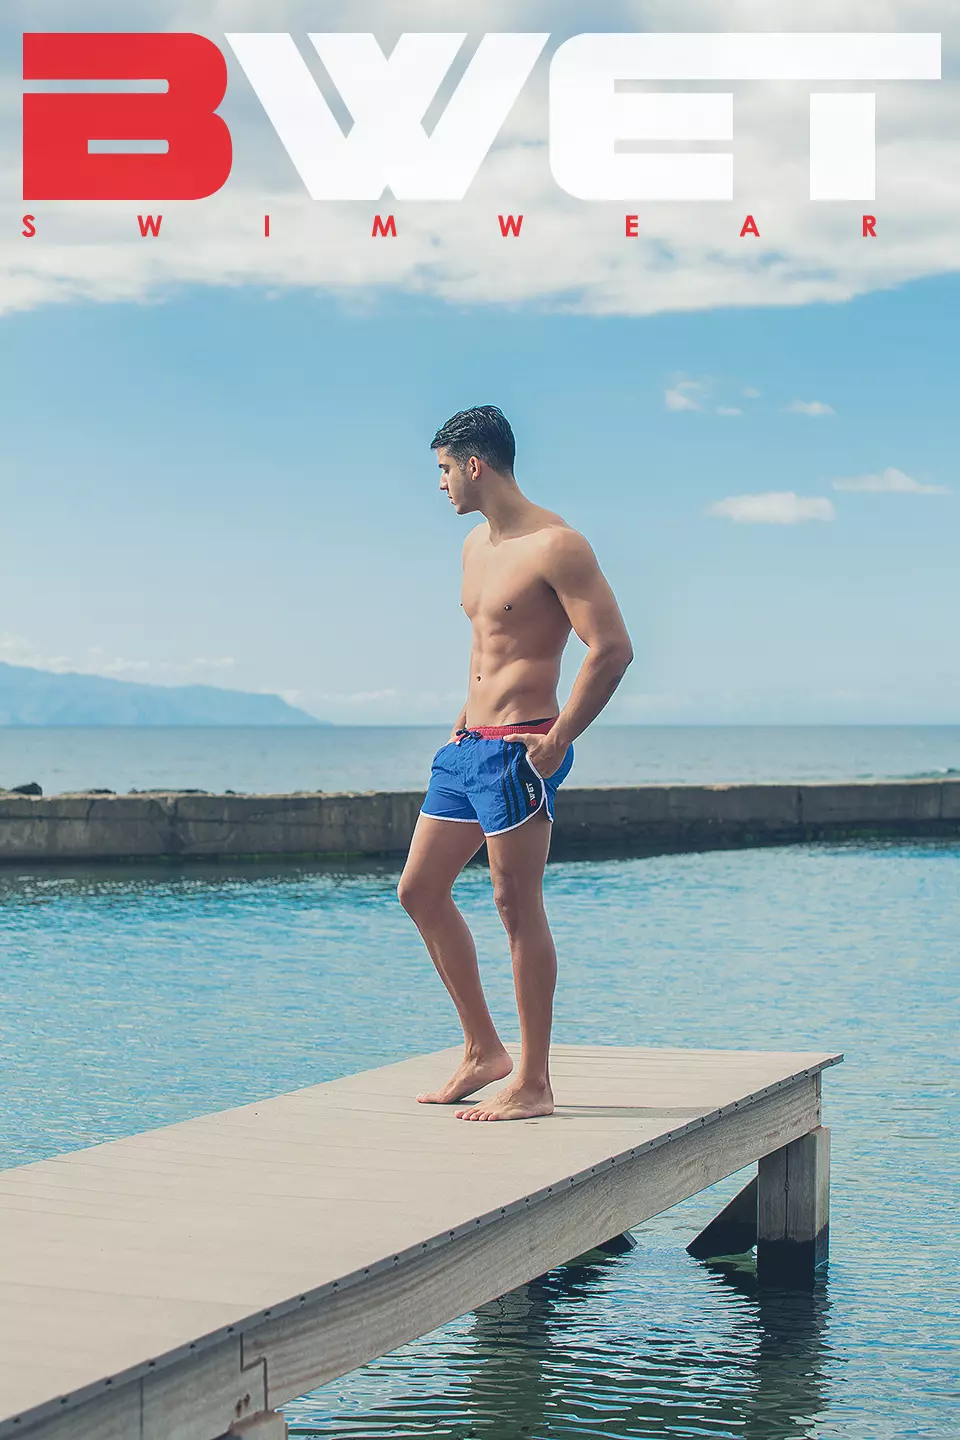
[20,30,941,205]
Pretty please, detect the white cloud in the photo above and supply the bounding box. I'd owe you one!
[312,688,399,704]
[716,406,743,416]
[665,378,707,412]
[706,491,836,524]
[0,633,238,681]
[743,388,762,399]
[305,685,464,715]
[1,0,955,319]
[613,692,685,718]
[786,400,836,416]
[832,466,951,494]
[0,632,71,671]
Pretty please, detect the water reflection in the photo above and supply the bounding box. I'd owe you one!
[291,1249,832,1440]
[469,1257,830,1440]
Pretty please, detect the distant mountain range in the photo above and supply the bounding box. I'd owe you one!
[0,662,327,726]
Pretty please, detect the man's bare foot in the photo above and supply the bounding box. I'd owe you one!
[416,1048,513,1104]
[456,1078,554,1121]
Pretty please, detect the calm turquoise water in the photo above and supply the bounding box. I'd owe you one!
[1,839,958,1438]
[1,724,959,796]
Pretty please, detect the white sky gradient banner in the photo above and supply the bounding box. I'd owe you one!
[0,0,956,317]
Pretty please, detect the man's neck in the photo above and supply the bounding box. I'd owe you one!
[479,474,535,542]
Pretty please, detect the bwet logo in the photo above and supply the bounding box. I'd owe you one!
[21,31,941,206]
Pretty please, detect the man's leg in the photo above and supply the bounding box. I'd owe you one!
[398,813,513,1102]
[456,808,555,1121]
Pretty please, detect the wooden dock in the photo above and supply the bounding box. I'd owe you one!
[0,1043,842,1440]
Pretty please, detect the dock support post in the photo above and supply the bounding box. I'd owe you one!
[595,1231,637,1256]
[225,1411,288,1439]
[757,1126,830,1286]
[686,1175,758,1260]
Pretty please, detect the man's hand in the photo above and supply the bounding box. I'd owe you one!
[502,733,565,778]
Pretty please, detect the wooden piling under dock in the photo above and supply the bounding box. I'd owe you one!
[0,1043,842,1440]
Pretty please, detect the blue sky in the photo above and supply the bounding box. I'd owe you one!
[1,272,956,723]
[0,0,955,722]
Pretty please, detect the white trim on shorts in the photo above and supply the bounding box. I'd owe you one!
[419,809,480,823]
[483,793,551,837]
[484,750,550,837]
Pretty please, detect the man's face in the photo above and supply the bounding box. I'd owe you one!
[436,446,476,514]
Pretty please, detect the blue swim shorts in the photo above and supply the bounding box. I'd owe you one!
[420,720,575,837]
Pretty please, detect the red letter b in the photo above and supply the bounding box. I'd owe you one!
[23,33,232,200]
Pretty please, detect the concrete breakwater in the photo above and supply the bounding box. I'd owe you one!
[0,780,957,863]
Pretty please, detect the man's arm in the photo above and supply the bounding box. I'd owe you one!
[540,529,633,751]
[447,528,483,740]
[447,698,468,742]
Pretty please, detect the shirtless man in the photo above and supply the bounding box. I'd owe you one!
[397,405,633,1121]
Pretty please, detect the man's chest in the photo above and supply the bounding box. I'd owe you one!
[461,544,552,624]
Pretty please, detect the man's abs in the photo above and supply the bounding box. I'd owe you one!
[465,652,562,728]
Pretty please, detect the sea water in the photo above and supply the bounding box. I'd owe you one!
[1,724,959,796]
[1,838,957,1439]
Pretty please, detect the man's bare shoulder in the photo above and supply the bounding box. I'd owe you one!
[529,503,569,532]
[461,521,489,562]
[536,521,597,568]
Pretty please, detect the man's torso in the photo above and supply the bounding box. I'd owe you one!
[461,511,573,727]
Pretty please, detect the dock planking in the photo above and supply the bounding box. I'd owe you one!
[0,1043,842,1440]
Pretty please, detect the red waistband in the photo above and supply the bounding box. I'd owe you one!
[460,716,558,739]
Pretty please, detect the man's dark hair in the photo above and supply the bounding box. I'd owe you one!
[430,405,516,475]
